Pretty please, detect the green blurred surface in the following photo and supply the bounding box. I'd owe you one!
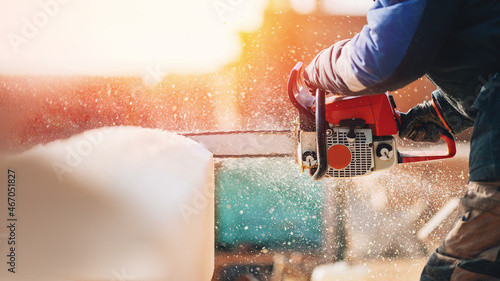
[215,158,324,251]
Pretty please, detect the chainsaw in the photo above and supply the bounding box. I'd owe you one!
[187,62,456,180]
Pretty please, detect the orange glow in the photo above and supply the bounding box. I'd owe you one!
[0,0,268,77]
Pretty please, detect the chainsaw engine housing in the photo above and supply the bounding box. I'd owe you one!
[296,91,400,178]
[299,128,397,178]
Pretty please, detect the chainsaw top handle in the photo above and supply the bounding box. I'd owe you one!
[288,62,329,180]
[288,62,315,118]
[312,88,329,180]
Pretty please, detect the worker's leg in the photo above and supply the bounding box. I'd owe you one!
[421,73,500,280]
[420,181,500,280]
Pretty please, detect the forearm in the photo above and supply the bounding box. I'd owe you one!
[304,0,459,96]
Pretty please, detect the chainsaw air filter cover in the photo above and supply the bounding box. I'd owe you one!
[326,128,373,177]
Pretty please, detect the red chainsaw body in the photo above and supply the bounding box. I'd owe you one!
[288,62,456,179]
[323,93,400,136]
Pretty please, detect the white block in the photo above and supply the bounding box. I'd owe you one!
[0,126,214,281]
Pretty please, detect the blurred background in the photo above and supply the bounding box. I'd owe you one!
[1,0,471,280]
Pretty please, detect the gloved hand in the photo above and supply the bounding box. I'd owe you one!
[399,100,450,142]
[302,68,318,95]
[301,39,356,96]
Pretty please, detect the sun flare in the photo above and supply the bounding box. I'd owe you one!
[0,0,268,76]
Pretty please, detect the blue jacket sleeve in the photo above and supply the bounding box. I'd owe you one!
[304,0,460,95]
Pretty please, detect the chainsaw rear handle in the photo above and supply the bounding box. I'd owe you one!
[398,131,457,163]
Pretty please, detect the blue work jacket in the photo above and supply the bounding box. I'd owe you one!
[304,0,500,181]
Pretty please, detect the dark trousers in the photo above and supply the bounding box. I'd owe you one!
[421,73,500,280]
[420,181,500,280]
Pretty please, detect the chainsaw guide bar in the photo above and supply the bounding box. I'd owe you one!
[183,130,295,158]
